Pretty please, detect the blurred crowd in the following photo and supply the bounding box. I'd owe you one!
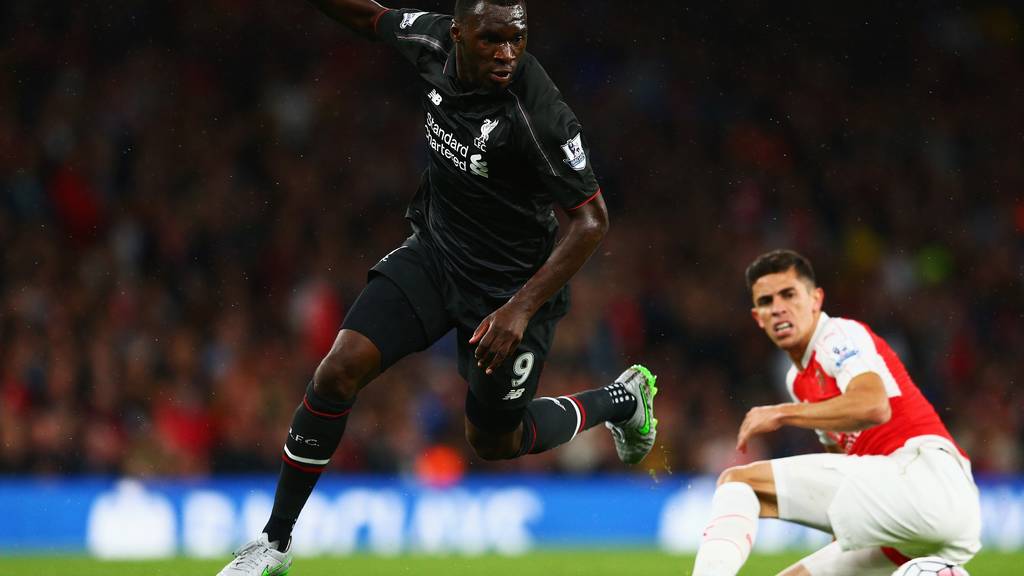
[1,1,1021,478]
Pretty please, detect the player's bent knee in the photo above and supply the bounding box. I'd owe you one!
[466,437,516,460]
[313,331,382,402]
[313,355,366,402]
[469,442,516,461]
[465,426,519,461]
[718,461,772,489]
[717,465,750,486]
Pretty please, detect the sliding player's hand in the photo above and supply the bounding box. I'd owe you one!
[469,303,531,376]
[736,405,785,453]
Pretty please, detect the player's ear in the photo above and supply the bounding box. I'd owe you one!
[751,307,765,329]
[451,20,462,44]
[812,287,824,313]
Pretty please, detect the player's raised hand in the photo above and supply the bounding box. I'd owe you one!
[736,404,786,453]
[469,302,531,375]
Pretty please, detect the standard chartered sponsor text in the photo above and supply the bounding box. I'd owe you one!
[426,112,470,172]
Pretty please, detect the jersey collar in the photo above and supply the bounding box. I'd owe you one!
[799,311,831,368]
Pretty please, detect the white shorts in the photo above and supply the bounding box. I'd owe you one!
[771,435,982,574]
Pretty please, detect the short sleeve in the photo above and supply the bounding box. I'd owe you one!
[816,324,878,392]
[374,9,452,68]
[517,98,601,210]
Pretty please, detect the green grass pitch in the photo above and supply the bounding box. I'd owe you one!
[0,550,1019,575]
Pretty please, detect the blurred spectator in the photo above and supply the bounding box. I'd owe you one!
[1,0,1021,477]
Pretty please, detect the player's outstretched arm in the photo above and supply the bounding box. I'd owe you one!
[470,194,609,374]
[306,0,388,38]
[735,372,891,452]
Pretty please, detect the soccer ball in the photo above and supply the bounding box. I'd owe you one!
[891,556,969,576]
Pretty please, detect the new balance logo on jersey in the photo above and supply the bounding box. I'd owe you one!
[470,154,489,178]
[400,11,427,29]
[474,118,499,151]
[428,89,443,106]
[561,133,587,171]
[502,388,525,401]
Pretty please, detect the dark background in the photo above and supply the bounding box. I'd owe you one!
[1,1,1021,478]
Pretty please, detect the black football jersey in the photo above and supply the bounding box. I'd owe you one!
[375,8,601,300]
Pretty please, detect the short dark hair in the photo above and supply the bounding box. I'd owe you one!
[454,0,525,21]
[745,249,816,291]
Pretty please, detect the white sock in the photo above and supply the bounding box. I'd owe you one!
[691,482,761,576]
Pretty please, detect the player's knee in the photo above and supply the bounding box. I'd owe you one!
[717,461,778,506]
[313,342,378,402]
[469,442,514,461]
[717,466,743,486]
[718,463,760,487]
[465,427,518,461]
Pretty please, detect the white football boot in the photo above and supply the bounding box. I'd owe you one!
[216,533,293,576]
[604,364,659,464]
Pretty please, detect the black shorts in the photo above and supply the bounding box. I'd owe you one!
[342,235,567,433]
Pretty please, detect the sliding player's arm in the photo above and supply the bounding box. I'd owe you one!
[736,373,891,452]
[306,0,388,38]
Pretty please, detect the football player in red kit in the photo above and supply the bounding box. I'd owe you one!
[691,249,981,576]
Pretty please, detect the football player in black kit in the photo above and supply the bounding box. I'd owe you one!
[218,1,658,573]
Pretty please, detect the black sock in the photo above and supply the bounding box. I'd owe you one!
[262,515,294,550]
[518,381,637,455]
[264,380,354,549]
[575,380,637,426]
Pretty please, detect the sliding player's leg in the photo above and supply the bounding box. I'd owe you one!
[692,454,849,576]
[779,541,895,576]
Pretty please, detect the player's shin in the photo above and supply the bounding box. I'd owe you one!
[264,380,354,548]
[692,482,761,576]
[517,383,635,455]
[517,397,578,455]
